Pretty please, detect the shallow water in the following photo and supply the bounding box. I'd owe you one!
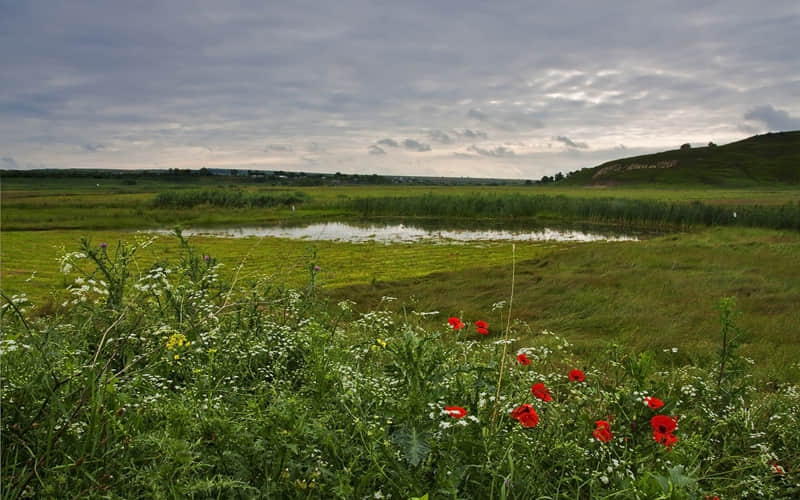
[157,221,639,243]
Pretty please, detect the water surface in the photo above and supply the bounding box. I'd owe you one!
[161,221,639,243]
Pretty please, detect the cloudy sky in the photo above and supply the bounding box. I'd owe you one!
[2,1,799,179]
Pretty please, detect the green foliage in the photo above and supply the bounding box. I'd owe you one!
[153,188,308,208]
[345,192,800,230]
[4,171,800,231]
[2,237,799,498]
[392,425,432,466]
[715,297,748,397]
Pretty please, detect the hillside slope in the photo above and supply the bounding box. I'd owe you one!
[564,131,800,186]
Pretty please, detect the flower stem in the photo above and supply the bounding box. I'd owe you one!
[491,244,515,430]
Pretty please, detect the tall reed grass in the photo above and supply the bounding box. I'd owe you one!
[345,193,800,230]
[153,189,308,208]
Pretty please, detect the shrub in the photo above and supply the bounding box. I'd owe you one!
[1,237,798,498]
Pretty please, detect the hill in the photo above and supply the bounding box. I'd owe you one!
[563,130,800,187]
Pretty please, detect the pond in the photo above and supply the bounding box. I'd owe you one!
[158,220,640,243]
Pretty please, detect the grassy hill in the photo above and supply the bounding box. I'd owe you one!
[564,130,800,187]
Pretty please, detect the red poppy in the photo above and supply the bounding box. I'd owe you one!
[517,353,532,365]
[653,430,678,450]
[651,414,678,450]
[531,382,553,402]
[448,317,465,330]
[568,369,586,382]
[476,326,489,335]
[445,406,467,419]
[644,396,664,410]
[510,404,539,428]
[772,462,785,475]
[593,420,613,443]
[475,320,488,329]
[650,415,677,434]
[595,419,611,430]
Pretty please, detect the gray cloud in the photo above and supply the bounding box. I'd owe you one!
[467,145,516,157]
[368,145,386,155]
[504,112,546,130]
[403,139,431,152]
[2,156,19,169]
[428,129,453,144]
[467,109,489,121]
[82,143,105,153]
[554,136,589,149]
[467,108,544,131]
[0,2,798,177]
[459,129,488,140]
[744,105,800,131]
[266,144,293,152]
[377,138,400,147]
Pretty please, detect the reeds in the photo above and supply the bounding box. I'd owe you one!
[346,193,800,230]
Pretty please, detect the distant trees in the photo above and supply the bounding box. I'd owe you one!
[680,143,692,150]
[537,171,567,184]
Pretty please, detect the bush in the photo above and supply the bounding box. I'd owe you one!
[1,237,798,498]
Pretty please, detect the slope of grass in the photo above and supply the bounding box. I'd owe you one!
[565,130,800,186]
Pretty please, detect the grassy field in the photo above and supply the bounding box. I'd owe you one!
[3,225,798,498]
[1,229,553,305]
[3,224,799,383]
[3,175,800,497]
[3,178,800,381]
[4,174,800,230]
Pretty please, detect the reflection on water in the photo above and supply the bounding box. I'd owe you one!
[158,221,639,243]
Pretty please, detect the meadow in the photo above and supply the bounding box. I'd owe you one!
[2,175,799,497]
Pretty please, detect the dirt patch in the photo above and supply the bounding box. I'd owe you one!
[592,160,679,179]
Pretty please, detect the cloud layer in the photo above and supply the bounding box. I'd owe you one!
[1,1,799,178]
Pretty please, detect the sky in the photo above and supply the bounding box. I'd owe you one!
[2,1,799,179]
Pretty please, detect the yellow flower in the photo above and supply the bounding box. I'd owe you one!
[173,354,180,360]
[166,333,188,350]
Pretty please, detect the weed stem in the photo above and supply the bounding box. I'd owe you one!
[491,244,515,430]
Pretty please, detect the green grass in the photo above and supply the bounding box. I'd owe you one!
[3,171,800,497]
[325,227,800,383]
[4,179,800,230]
[4,226,799,383]
[3,235,798,498]
[343,193,800,230]
[565,130,800,186]
[0,229,553,305]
